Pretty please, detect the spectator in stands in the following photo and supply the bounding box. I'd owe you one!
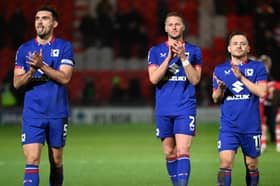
[273,19,280,48]
[1,69,17,107]
[95,0,116,48]
[115,6,148,58]
[128,78,142,105]
[8,8,27,49]
[2,68,24,106]
[0,14,6,48]
[79,13,97,48]
[157,0,168,36]
[259,54,280,152]
[214,0,227,15]
[236,0,255,15]
[254,0,276,55]
[110,75,128,105]
[81,77,96,105]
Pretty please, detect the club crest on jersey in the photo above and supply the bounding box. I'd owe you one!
[51,49,59,57]
[245,68,254,76]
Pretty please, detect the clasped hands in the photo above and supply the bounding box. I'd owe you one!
[169,41,188,60]
[214,65,243,90]
[26,49,44,72]
[214,75,227,90]
[231,64,243,80]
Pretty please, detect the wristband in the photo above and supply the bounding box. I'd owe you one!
[182,59,190,67]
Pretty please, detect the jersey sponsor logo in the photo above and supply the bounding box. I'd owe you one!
[168,63,179,74]
[31,76,49,82]
[226,94,250,100]
[51,49,60,57]
[232,80,244,93]
[245,68,254,76]
[169,76,187,81]
[163,75,187,81]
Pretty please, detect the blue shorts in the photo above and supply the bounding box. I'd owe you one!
[155,114,196,139]
[218,131,261,158]
[22,117,68,148]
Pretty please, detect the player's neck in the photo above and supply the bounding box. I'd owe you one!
[168,38,184,46]
[231,56,248,65]
[36,34,54,45]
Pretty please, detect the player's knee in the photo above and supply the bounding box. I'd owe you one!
[245,161,258,170]
[51,155,63,166]
[163,147,176,157]
[26,155,40,165]
[176,146,190,155]
[220,159,234,169]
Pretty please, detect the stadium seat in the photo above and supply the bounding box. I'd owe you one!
[213,37,226,53]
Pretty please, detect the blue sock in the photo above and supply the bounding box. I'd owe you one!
[166,157,178,186]
[217,168,231,186]
[24,164,39,186]
[177,154,190,186]
[49,165,63,186]
[246,169,259,186]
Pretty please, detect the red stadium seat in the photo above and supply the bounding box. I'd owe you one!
[213,37,226,53]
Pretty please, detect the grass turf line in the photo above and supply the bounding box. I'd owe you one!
[0,123,279,186]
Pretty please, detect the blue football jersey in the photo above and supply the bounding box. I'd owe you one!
[213,60,267,133]
[15,37,74,118]
[148,41,202,116]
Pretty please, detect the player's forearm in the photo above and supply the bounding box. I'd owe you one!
[240,76,267,98]
[184,65,201,85]
[13,70,34,89]
[40,64,72,85]
[212,88,224,103]
[148,59,170,85]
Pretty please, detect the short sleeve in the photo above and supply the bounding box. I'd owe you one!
[61,41,75,67]
[212,67,219,89]
[15,45,27,71]
[193,46,202,66]
[147,46,158,67]
[256,62,267,83]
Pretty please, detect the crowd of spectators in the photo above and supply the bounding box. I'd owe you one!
[79,0,149,59]
[1,0,280,107]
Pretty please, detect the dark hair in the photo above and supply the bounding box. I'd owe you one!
[165,11,186,27]
[227,31,249,46]
[36,5,59,20]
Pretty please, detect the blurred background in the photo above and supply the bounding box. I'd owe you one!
[0,0,279,124]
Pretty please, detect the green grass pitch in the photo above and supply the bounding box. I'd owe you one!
[0,123,279,186]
